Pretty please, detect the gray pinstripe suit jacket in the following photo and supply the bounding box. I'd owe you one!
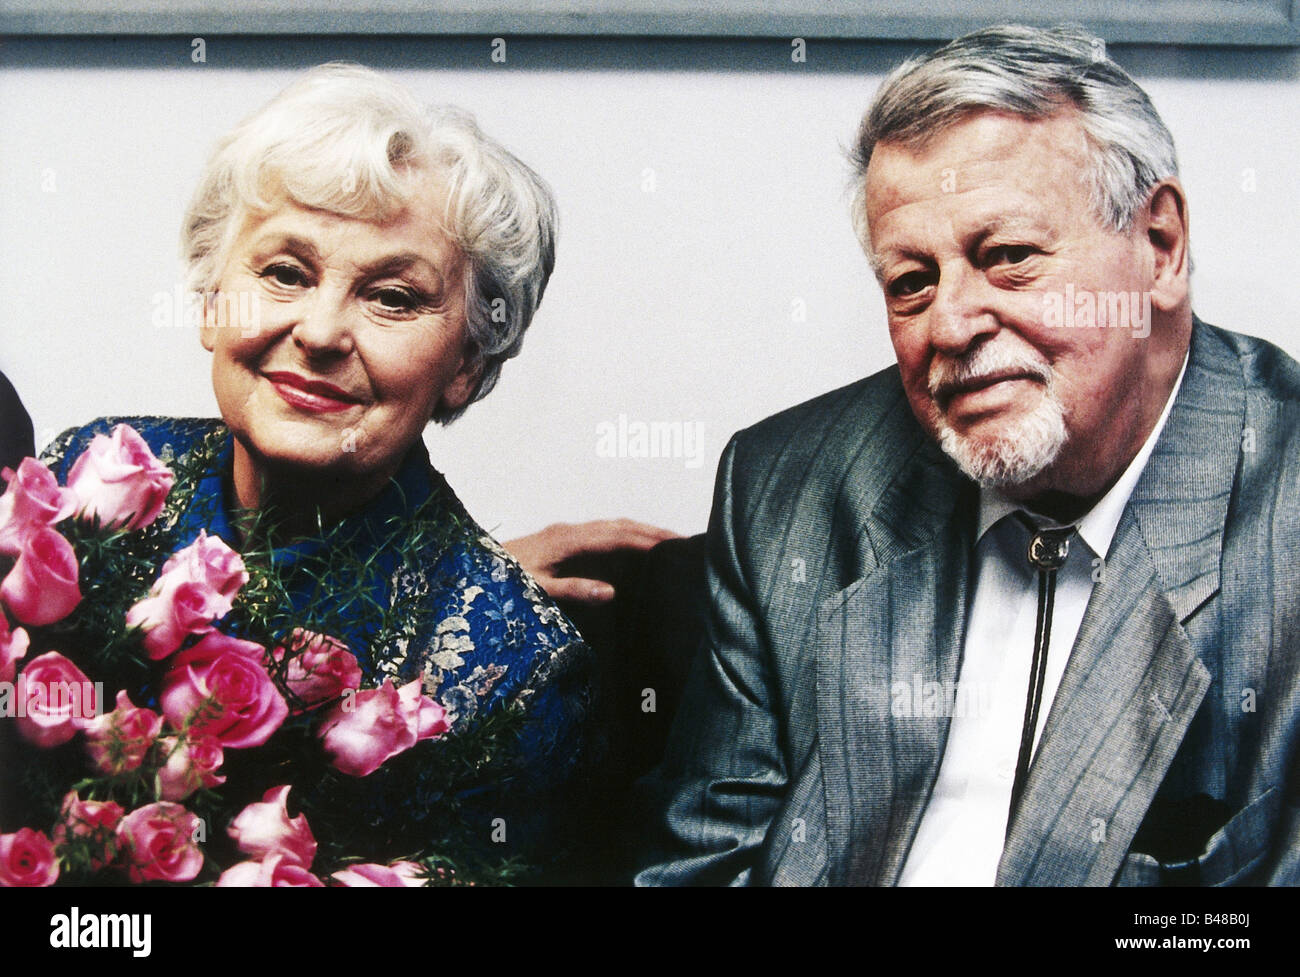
[635,319,1300,886]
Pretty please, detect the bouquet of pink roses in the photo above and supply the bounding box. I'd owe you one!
[0,423,485,887]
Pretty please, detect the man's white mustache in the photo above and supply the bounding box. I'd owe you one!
[928,344,1053,402]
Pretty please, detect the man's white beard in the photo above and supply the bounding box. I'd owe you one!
[929,343,1068,489]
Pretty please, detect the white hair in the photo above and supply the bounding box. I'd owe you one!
[928,338,1068,487]
[182,62,557,423]
[850,24,1179,252]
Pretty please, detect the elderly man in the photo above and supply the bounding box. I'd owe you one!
[636,24,1299,886]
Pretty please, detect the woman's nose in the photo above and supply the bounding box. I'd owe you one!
[291,289,354,357]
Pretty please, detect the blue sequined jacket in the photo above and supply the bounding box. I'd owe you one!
[43,416,597,877]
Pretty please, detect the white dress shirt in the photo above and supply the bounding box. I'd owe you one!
[898,354,1189,886]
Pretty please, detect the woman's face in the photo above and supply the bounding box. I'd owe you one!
[200,181,477,506]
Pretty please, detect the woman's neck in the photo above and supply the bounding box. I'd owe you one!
[229,438,400,541]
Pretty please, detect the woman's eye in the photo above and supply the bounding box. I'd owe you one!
[371,287,422,311]
[260,264,309,288]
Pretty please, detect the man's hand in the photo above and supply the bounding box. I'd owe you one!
[504,519,682,605]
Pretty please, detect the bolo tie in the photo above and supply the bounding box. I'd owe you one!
[1006,511,1078,832]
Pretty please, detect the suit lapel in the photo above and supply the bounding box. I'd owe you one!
[995,523,1211,885]
[997,320,1243,885]
[815,435,975,885]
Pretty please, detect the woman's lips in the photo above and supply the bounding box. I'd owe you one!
[264,372,360,414]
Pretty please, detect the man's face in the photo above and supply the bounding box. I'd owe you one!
[865,109,1162,500]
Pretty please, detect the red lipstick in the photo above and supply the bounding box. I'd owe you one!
[264,372,360,414]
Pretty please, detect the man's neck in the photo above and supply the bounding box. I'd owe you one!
[1000,343,1193,528]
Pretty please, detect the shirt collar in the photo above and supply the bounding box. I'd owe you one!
[977,349,1190,555]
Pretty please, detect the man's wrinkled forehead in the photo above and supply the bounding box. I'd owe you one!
[862,110,1095,258]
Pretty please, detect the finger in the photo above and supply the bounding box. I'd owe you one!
[558,519,685,555]
[535,575,617,605]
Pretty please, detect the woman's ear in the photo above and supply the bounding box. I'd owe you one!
[1142,180,1190,314]
[438,350,482,414]
[199,292,220,352]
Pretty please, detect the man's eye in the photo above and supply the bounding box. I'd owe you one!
[889,271,932,297]
[989,245,1035,265]
[259,264,309,288]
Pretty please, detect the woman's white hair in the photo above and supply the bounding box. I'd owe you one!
[850,24,1179,250]
[182,62,557,423]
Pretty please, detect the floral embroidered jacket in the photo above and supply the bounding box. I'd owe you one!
[42,416,597,878]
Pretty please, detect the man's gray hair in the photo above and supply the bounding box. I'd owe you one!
[850,24,1179,250]
[182,62,557,423]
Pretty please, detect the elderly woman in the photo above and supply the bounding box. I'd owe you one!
[38,64,593,880]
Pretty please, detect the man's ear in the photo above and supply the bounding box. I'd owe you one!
[1142,180,1190,313]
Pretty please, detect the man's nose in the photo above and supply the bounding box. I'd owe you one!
[928,264,998,354]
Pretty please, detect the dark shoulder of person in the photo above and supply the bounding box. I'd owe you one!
[557,533,710,883]
[0,370,35,471]
[0,371,34,829]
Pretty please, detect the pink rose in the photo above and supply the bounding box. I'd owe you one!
[0,458,76,556]
[66,424,174,532]
[0,615,29,684]
[126,530,248,660]
[330,861,426,887]
[14,651,98,748]
[398,679,451,740]
[159,631,287,749]
[116,802,204,883]
[273,629,362,712]
[318,678,448,778]
[53,791,125,871]
[0,828,59,887]
[216,853,324,887]
[155,734,226,801]
[0,526,81,626]
[227,784,316,868]
[82,689,164,776]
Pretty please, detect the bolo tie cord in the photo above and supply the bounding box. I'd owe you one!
[1006,513,1077,834]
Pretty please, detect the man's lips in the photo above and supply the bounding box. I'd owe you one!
[934,371,1043,409]
[264,372,363,413]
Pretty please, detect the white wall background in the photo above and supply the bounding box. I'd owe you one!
[1,36,1297,540]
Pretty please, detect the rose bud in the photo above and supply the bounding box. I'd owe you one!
[155,734,226,802]
[0,458,76,557]
[159,631,287,749]
[126,530,247,660]
[227,784,316,868]
[0,615,29,685]
[116,802,204,883]
[216,853,324,887]
[273,629,361,712]
[53,791,125,871]
[0,526,81,626]
[331,861,427,887]
[398,678,450,740]
[0,828,60,887]
[318,678,447,778]
[82,689,164,776]
[13,651,97,748]
[66,423,174,532]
